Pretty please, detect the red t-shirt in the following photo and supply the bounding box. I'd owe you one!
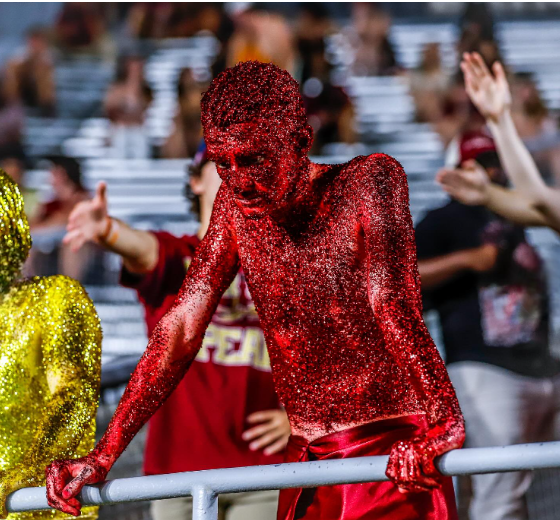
[120,231,283,474]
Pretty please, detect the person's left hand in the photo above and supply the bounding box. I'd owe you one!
[386,417,465,493]
[242,409,291,456]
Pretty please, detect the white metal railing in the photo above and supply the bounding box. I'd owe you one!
[7,441,560,520]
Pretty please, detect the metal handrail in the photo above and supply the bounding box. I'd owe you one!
[8,441,560,520]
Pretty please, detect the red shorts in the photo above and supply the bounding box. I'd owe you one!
[277,415,458,520]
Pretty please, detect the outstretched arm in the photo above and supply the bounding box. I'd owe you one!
[462,52,560,231]
[46,187,240,516]
[0,279,101,519]
[360,154,464,493]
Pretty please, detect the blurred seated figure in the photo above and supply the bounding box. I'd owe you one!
[409,43,451,123]
[348,3,398,77]
[55,2,113,59]
[161,69,206,159]
[510,73,560,185]
[104,54,153,159]
[0,154,40,221]
[301,40,356,154]
[4,27,55,117]
[296,3,336,84]
[0,81,25,158]
[227,6,296,74]
[28,156,93,282]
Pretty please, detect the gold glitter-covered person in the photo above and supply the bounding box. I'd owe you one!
[0,169,101,519]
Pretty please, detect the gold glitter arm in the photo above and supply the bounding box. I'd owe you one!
[0,276,101,513]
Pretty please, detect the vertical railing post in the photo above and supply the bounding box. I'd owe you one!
[191,486,218,520]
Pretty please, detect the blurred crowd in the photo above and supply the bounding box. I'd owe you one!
[1,3,560,520]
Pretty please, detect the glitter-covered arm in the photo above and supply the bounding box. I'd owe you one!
[46,188,240,516]
[360,154,464,492]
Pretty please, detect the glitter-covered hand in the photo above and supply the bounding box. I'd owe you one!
[359,155,465,491]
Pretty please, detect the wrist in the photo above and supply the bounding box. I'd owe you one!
[99,217,120,247]
[486,106,512,127]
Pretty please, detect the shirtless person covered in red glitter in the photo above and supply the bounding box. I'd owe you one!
[46,62,464,520]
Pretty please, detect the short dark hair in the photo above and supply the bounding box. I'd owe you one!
[201,61,311,149]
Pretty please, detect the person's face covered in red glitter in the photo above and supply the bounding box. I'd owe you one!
[202,61,313,220]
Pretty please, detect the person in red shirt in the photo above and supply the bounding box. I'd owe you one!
[63,146,290,520]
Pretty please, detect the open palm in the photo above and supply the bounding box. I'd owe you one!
[461,52,511,121]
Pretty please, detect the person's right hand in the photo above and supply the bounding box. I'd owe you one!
[63,182,109,252]
[46,454,109,517]
[436,160,490,206]
[461,52,511,122]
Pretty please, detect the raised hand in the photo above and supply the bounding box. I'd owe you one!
[461,52,511,122]
[242,409,291,456]
[46,455,109,517]
[436,160,491,206]
[63,182,110,252]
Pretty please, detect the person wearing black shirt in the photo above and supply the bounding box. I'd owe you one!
[415,133,560,520]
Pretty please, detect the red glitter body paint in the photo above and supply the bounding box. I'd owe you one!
[46,62,464,516]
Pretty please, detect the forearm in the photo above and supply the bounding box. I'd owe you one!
[417,251,470,289]
[484,184,549,228]
[487,110,547,196]
[100,218,159,274]
[92,308,201,468]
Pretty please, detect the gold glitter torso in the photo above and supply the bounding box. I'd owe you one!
[0,276,101,519]
[0,168,101,519]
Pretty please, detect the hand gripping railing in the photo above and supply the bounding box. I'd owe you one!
[7,442,560,520]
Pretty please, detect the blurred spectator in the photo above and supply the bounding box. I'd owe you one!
[28,156,92,281]
[510,74,560,184]
[417,135,560,520]
[0,155,39,221]
[458,3,495,55]
[301,40,356,154]
[4,27,55,117]
[409,43,451,123]
[296,3,336,84]
[227,6,296,74]
[0,81,25,158]
[127,2,175,39]
[348,3,398,77]
[55,3,114,59]
[161,69,206,159]
[104,55,153,159]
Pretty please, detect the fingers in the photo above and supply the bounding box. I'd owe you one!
[242,421,277,442]
[62,465,94,500]
[263,435,289,456]
[95,182,108,209]
[245,409,278,424]
[46,463,81,517]
[63,229,87,252]
[247,430,284,452]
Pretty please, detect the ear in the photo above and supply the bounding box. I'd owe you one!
[189,175,204,195]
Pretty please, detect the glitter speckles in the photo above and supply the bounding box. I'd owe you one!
[0,171,101,519]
